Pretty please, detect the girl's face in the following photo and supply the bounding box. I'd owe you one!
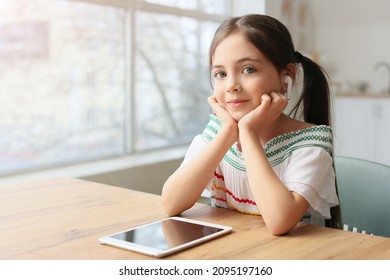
[211,32,284,121]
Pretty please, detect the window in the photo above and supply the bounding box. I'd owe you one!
[0,0,231,175]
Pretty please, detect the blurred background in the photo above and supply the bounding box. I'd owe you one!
[1,0,389,194]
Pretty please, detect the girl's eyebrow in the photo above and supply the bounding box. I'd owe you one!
[211,64,223,70]
[237,57,264,64]
[212,57,264,69]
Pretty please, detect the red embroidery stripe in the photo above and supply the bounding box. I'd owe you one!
[213,171,224,180]
[225,188,257,205]
[212,185,257,206]
[213,195,227,203]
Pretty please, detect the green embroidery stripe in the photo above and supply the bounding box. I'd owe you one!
[205,124,218,135]
[224,154,246,171]
[210,114,222,127]
[224,143,332,170]
[266,134,333,159]
[229,146,241,158]
[226,135,333,162]
[201,115,222,142]
[202,126,218,142]
[268,144,333,167]
[202,132,213,142]
[264,125,333,152]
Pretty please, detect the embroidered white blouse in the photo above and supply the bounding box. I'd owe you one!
[180,115,339,224]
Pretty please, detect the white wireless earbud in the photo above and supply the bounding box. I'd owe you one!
[284,75,292,100]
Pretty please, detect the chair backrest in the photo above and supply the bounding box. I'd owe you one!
[334,156,390,237]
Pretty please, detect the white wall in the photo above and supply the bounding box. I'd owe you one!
[232,0,265,16]
[315,18,390,93]
[265,0,390,94]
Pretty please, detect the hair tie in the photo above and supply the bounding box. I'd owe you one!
[295,51,304,63]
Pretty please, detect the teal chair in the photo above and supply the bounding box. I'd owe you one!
[334,156,390,237]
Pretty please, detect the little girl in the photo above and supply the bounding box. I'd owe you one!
[162,14,341,236]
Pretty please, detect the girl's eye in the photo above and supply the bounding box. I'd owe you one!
[214,71,226,79]
[243,67,256,74]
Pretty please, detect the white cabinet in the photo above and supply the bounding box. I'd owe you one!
[334,96,390,166]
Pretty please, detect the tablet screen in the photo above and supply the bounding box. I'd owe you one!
[99,217,232,257]
[110,218,224,250]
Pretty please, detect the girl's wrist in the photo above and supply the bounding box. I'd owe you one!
[238,128,261,147]
[219,124,238,144]
[238,125,257,137]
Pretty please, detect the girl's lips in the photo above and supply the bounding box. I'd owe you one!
[227,100,248,107]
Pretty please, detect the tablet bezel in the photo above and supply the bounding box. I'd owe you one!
[99,217,232,257]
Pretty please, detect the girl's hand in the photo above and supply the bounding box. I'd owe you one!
[238,92,288,135]
[208,95,239,140]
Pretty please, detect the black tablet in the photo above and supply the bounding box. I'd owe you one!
[99,217,232,257]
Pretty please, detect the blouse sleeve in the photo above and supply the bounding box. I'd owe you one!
[179,134,208,168]
[179,114,220,168]
[176,134,214,192]
[282,147,339,219]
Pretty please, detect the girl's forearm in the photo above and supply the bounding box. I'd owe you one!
[162,128,236,216]
[239,130,309,235]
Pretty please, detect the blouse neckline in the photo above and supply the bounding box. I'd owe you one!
[262,125,332,150]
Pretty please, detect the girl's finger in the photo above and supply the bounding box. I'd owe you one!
[207,95,217,105]
[269,91,288,111]
[260,93,272,107]
[269,91,287,101]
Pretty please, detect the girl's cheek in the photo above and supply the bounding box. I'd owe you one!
[216,97,226,108]
[214,89,225,105]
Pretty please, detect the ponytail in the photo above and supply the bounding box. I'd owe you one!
[289,55,331,126]
[290,53,342,230]
[296,55,342,230]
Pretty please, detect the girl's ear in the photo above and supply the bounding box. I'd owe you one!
[284,75,293,99]
[283,63,298,81]
[280,63,297,99]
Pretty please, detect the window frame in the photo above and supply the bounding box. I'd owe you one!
[77,0,233,155]
[0,0,233,179]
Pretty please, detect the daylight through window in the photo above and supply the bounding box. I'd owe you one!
[0,0,231,175]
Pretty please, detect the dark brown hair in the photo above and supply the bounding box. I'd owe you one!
[209,14,341,229]
[209,14,330,125]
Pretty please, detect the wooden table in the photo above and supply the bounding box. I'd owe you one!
[1,177,390,259]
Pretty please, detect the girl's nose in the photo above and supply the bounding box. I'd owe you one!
[226,77,242,93]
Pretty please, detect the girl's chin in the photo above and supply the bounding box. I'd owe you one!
[229,111,247,122]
